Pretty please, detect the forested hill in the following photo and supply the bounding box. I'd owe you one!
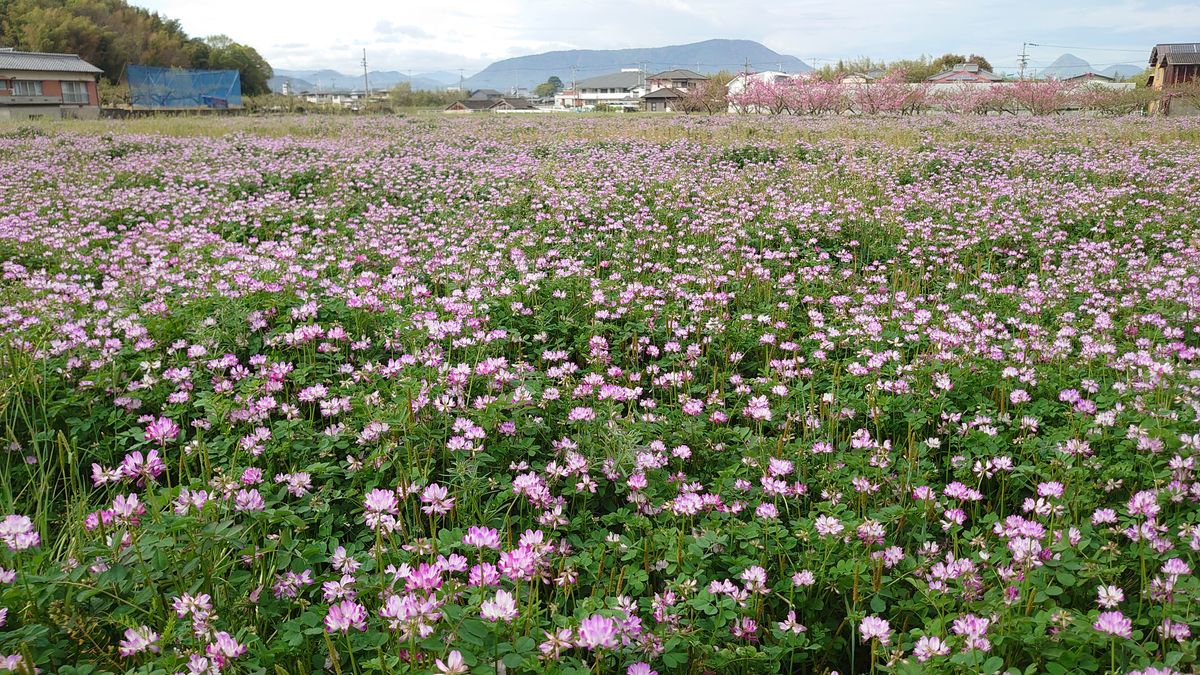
[0,0,273,94]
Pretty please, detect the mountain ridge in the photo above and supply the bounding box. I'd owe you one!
[1040,53,1141,80]
[462,39,811,92]
[270,69,446,93]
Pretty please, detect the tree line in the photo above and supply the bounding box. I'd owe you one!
[0,0,273,94]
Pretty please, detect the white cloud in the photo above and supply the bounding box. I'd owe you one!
[131,0,1197,73]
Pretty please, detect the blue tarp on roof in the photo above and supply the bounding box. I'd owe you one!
[127,65,241,109]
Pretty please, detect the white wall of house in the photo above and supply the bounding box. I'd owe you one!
[572,86,647,107]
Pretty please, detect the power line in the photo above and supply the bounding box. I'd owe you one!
[1027,42,1147,53]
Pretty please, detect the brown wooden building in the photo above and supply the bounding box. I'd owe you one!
[1148,43,1200,115]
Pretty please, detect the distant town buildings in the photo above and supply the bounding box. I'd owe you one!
[925,62,1004,84]
[445,94,536,112]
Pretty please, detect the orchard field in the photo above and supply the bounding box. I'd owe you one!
[1,114,1200,675]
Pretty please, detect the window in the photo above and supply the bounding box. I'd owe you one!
[62,81,88,104]
[12,80,42,96]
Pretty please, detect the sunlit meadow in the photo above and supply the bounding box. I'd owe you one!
[1,114,1199,674]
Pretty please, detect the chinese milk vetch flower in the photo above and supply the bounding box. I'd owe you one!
[0,515,38,551]
[913,635,950,661]
[462,525,501,549]
[576,614,619,649]
[143,416,180,446]
[325,600,368,633]
[859,616,891,645]
[206,631,247,664]
[951,614,991,652]
[434,650,469,675]
[362,488,399,532]
[1096,584,1124,608]
[1093,611,1133,638]
[480,589,518,622]
[420,483,455,515]
[117,626,160,657]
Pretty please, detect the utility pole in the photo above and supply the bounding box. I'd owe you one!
[1018,42,1029,80]
[361,49,370,97]
[457,68,464,94]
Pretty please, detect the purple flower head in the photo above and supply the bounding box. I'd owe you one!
[325,600,368,633]
[576,614,619,649]
[143,416,180,446]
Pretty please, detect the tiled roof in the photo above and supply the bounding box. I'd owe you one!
[642,87,685,99]
[575,71,643,90]
[648,69,707,80]
[926,63,1004,82]
[448,99,495,110]
[1165,52,1200,65]
[0,50,102,74]
[1149,43,1200,65]
[496,97,535,109]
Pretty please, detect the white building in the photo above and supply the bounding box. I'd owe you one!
[555,69,646,109]
[726,71,798,98]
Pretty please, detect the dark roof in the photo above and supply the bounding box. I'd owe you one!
[0,50,102,74]
[840,69,888,81]
[648,69,707,80]
[642,87,686,99]
[1150,43,1200,65]
[447,99,494,111]
[494,97,535,109]
[926,63,1004,82]
[467,88,503,100]
[575,71,643,90]
[1165,52,1200,65]
[1064,72,1115,81]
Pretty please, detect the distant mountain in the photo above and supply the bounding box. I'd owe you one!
[1039,54,1091,79]
[270,68,447,93]
[1100,64,1145,80]
[417,71,461,86]
[1040,53,1141,80]
[461,39,812,92]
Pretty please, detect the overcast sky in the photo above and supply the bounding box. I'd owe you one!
[134,0,1200,74]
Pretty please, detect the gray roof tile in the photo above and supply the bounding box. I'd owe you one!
[0,50,102,74]
[575,71,643,90]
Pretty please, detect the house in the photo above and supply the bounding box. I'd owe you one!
[1147,43,1200,115]
[445,98,496,113]
[553,88,578,109]
[444,96,538,113]
[642,87,685,112]
[726,71,799,113]
[491,97,536,111]
[467,89,504,101]
[838,69,888,85]
[557,70,646,109]
[1064,72,1115,83]
[926,63,1004,84]
[645,69,707,93]
[0,49,101,120]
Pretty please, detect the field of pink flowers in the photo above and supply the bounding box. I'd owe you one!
[0,114,1199,674]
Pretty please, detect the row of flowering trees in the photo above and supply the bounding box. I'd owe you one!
[728,73,1162,116]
